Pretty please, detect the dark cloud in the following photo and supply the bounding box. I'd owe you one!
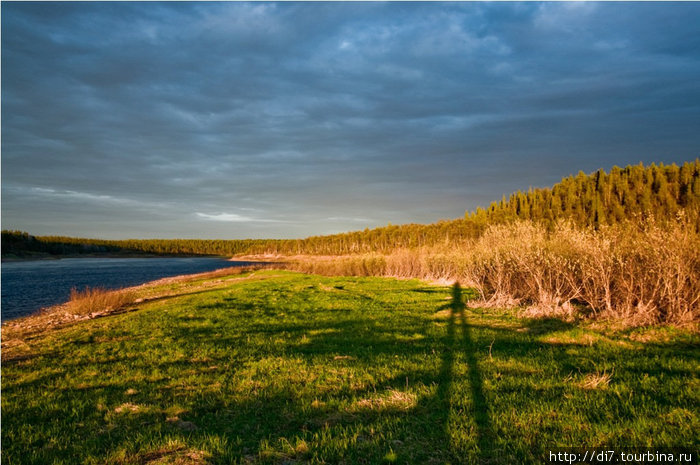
[3,2,700,239]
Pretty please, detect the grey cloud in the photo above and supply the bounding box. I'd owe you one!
[3,2,700,239]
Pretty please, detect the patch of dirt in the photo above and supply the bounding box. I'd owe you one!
[626,328,677,343]
[541,333,599,346]
[1,338,30,350]
[307,411,356,428]
[566,370,613,390]
[168,419,198,432]
[178,421,198,431]
[114,403,143,414]
[0,338,34,362]
[139,446,211,465]
[350,389,417,412]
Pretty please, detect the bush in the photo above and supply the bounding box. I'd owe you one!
[285,214,700,326]
[68,286,136,316]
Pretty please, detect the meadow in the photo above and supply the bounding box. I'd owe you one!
[286,218,700,326]
[2,269,697,464]
[5,161,699,326]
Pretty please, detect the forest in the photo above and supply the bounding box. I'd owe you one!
[3,159,699,258]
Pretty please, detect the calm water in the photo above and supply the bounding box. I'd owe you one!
[1,257,256,320]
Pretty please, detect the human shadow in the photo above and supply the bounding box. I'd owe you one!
[7,277,697,464]
[449,282,494,461]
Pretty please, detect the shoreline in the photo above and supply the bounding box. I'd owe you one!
[1,258,271,326]
[1,253,231,263]
[1,263,277,341]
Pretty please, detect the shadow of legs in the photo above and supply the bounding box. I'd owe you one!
[453,282,494,461]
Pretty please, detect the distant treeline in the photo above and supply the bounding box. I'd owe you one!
[0,231,276,258]
[3,160,699,258]
[292,160,700,254]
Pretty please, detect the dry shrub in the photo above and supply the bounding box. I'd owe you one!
[578,369,613,390]
[178,265,268,282]
[284,214,699,326]
[461,222,586,312]
[463,217,699,325]
[119,443,211,465]
[286,254,387,277]
[351,389,417,412]
[286,249,465,282]
[606,216,700,324]
[468,218,700,325]
[68,286,137,316]
[385,248,424,277]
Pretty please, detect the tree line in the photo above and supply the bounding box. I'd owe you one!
[3,159,699,258]
[469,160,700,228]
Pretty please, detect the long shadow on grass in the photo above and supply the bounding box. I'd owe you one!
[6,278,698,464]
[446,282,494,461]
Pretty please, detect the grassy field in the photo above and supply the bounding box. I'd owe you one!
[2,270,698,464]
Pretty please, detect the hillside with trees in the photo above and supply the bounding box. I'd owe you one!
[3,160,699,258]
[469,160,700,228]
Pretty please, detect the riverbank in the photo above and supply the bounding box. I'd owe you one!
[2,268,697,464]
[1,257,262,321]
[2,252,228,262]
[1,264,270,341]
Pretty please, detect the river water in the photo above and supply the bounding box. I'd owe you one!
[1,257,256,320]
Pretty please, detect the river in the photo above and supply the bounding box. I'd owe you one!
[1,257,257,320]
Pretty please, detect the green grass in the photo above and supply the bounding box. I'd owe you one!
[2,270,698,464]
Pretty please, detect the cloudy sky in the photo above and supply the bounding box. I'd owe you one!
[3,2,700,239]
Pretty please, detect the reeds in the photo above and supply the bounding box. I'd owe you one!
[285,215,700,325]
[68,286,137,316]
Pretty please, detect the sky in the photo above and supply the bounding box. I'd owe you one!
[2,2,700,239]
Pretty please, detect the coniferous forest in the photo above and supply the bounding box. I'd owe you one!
[3,160,699,258]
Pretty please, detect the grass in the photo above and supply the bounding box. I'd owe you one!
[284,219,700,325]
[68,287,138,316]
[2,270,698,464]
